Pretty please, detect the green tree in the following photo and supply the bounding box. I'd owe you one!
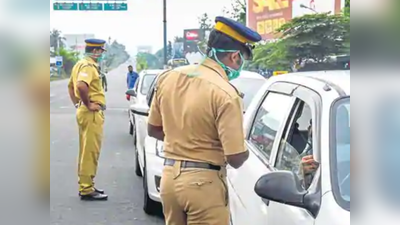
[104,40,130,69]
[198,13,212,30]
[50,29,66,53]
[251,41,293,71]
[57,48,80,76]
[344,0,350,18]
[251,13,350,71]
[223,0,246,24]
[167,41,173,59]
[276,13,350,65]
[136,53,149,72]
[198,13,213,53]
[174,36,184,42]
[136,52,161,70]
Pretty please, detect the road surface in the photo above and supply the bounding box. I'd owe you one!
[50,63,164,225]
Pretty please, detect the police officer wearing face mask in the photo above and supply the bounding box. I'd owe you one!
[67,38,108,201]
[146,17,261,224]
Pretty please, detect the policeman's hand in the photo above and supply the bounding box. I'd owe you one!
[105,87,108,92]
[302,155,319,175]
[88,103,101,112]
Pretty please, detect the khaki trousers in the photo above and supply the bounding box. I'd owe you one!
[160,161,230,225]
[76,106,104,195]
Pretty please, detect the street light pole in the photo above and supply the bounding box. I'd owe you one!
[163,0,168,67]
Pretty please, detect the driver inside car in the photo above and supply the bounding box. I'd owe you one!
[299,120,319,188]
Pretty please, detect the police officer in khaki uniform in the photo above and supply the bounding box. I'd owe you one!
[68,39,108,201]
[147,17,261,224]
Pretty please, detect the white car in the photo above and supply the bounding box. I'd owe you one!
[126,69,163,174]
[130,71,267,215]
[228,71,350,225]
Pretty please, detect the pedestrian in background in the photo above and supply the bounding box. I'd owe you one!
[99,67,108,92]
[127,65,139,89]
[67,38,108,201]
[147,17,261,224]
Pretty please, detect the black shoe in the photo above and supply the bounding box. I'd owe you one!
[94,188,105,194]
[79,188,105,196]
[80,192,108,201]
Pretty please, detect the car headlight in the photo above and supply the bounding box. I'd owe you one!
[156,141,165,158]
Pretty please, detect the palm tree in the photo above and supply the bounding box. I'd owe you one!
[173,36,184,42]
[50,29,66,53]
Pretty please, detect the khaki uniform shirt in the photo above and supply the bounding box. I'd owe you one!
[148,58,246,166]
[69,57,105,106]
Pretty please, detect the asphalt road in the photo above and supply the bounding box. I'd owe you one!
[50,63,164,225]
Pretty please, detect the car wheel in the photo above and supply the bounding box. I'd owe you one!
[134,147,142,177]
[129,121,134,135]
[143,153,160,215]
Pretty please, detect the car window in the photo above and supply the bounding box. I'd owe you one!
[331,97,350,209]
[275,100,314,189]
[140,74,157,95]
[134,77,139,92]
[248,92,294,160]
[230,78,265,111]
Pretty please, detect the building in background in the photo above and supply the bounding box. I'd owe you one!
[64,34,95,56]
[137,45,153,54]
[246,0,346,40]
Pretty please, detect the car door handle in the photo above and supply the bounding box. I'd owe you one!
[262,198,270,206]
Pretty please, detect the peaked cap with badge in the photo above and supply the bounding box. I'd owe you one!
[85,38,107,51]
[212,16,262,60]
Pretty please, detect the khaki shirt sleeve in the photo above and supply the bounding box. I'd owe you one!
[148,91,163,127]
[76,65,95,86]
[216,96,246,156]
[68,74,74,88]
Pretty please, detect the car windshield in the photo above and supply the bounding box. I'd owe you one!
[140,74,157,95]
[230,77,265,111]
[330,97,351,210]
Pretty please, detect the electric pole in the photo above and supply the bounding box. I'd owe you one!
[163,0,167,66]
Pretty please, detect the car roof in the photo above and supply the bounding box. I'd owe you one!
[274,70,350,95]
[239,71,265,80]
[141,70,165,75]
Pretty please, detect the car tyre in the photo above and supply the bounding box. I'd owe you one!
[143,153,160,215]
[134,147,142,177]
[129,121,134,135]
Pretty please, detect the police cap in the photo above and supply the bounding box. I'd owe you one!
[213,16,262,59]
[214,17,262,44]
[85,38,106,50]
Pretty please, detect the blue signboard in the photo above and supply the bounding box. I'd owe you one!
[53,2,78,11]
[79,3,103,11]
[104,3,128,11]
[55,56,63,67]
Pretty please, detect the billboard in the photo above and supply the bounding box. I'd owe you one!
[247,0,346,40]
[183,29,211,64]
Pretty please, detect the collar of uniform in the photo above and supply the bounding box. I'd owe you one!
[84,57,99,67]
[201,58,228,81]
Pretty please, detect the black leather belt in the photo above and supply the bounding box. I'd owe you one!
[164,159,221,171]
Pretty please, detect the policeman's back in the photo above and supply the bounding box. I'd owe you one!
[156,62,241,166]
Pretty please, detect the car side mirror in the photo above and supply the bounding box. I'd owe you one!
[126,89,137,97]
[255,171,315,212]
[130,104,149,117]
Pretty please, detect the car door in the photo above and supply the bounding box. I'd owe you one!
[265,86,322,225]
[136,73,161,167]
[228,83,298,225]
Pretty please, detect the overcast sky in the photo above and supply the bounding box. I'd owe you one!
[50,0,234,54]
